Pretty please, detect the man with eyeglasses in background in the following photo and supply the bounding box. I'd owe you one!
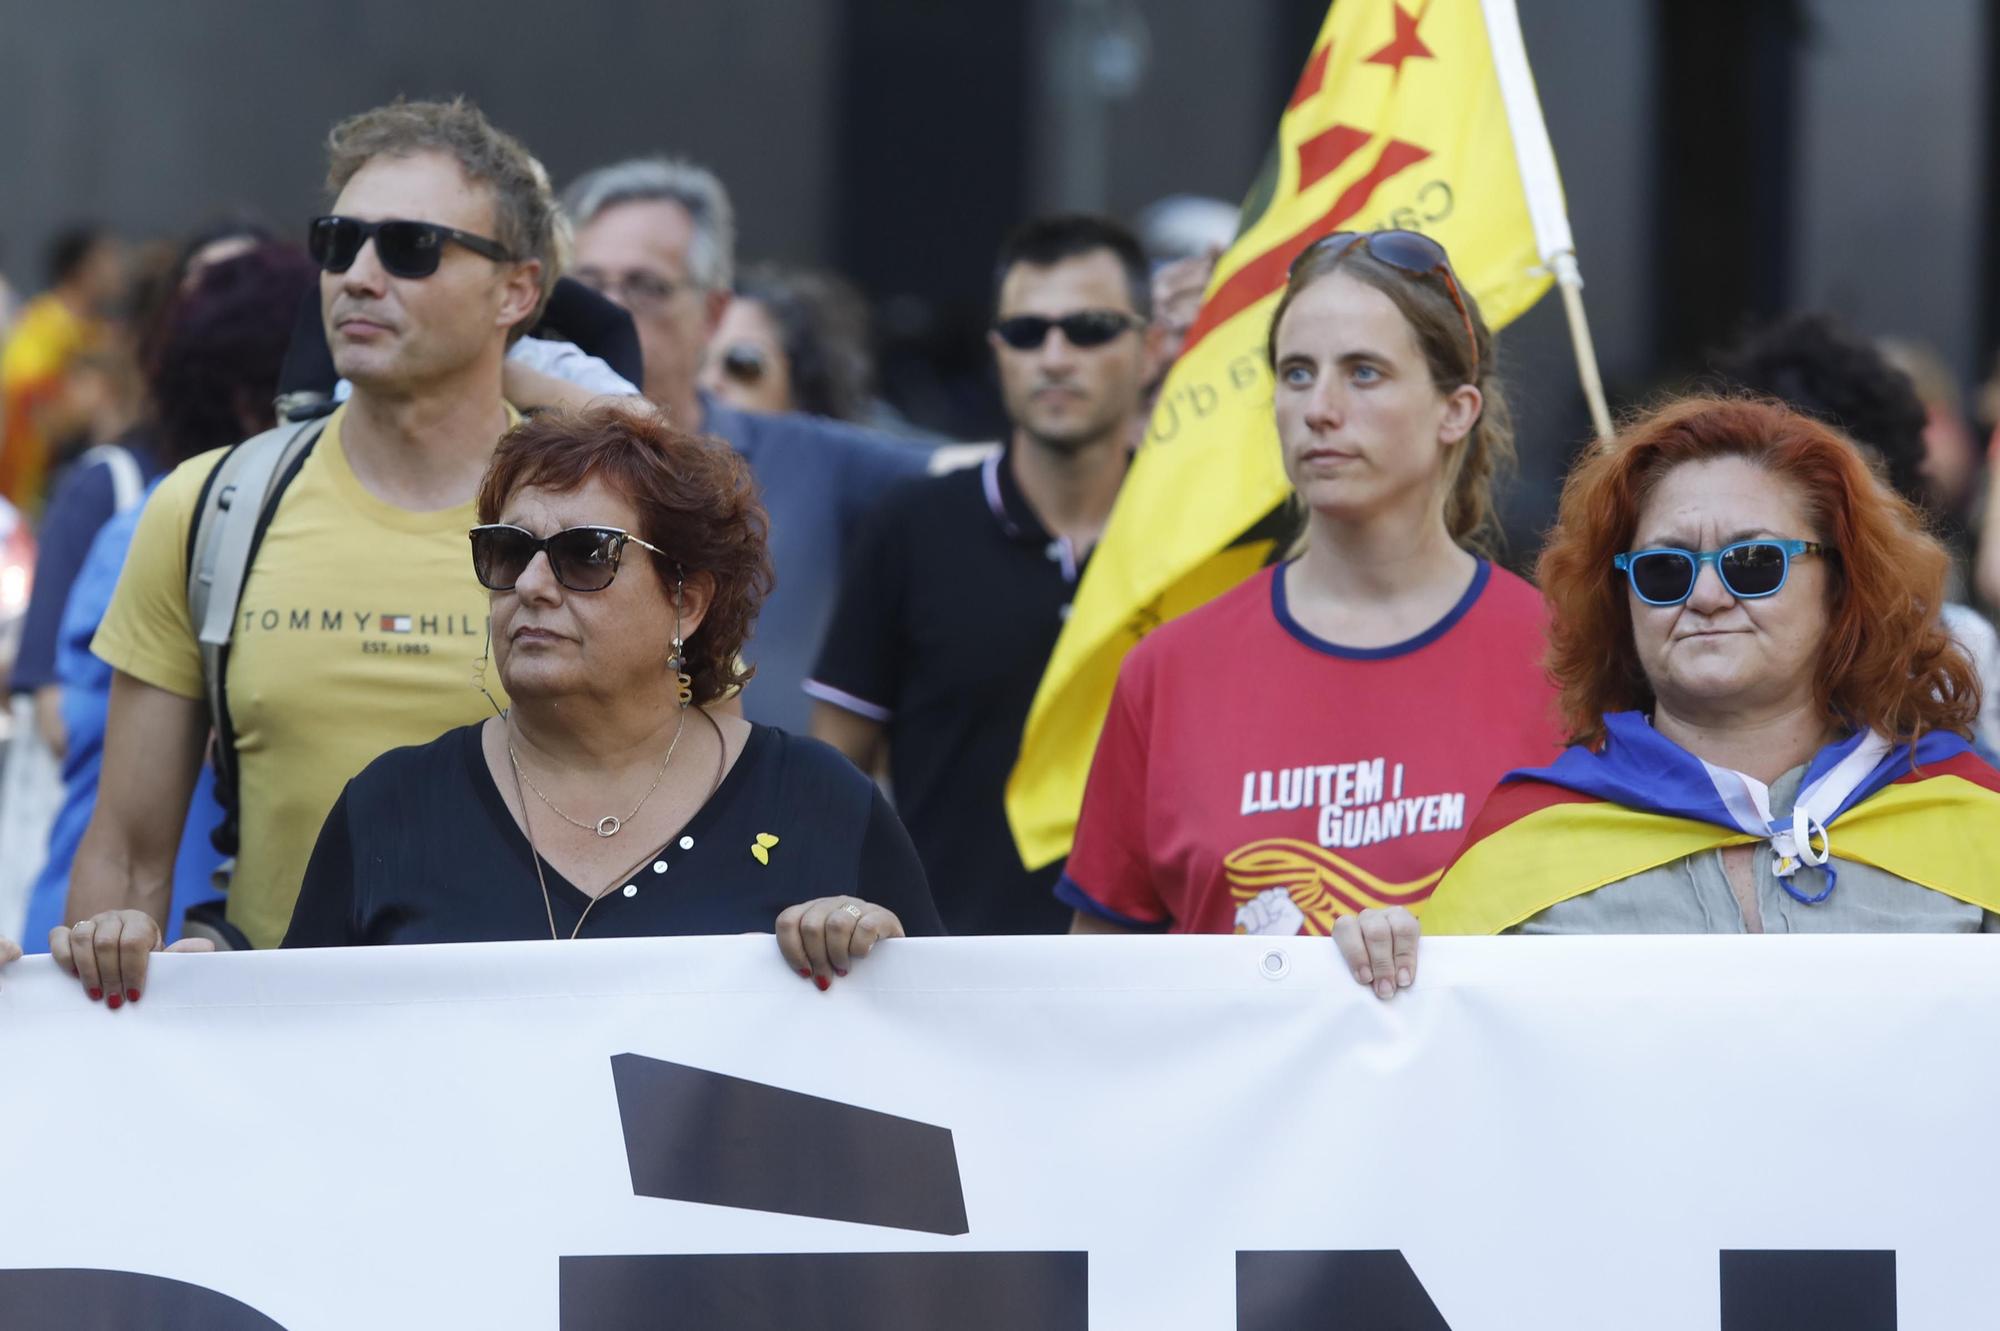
[807,215,1161,935]
[58,99,560,989]
[562,158,931,735]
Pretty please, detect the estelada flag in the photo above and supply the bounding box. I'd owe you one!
[1423,719,2000,935]
[1007,0,1571,869]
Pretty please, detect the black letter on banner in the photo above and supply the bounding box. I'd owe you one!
[1237,1250,1453,1329]
[0,1269,290,1330]
[1720,1250,1895,1330]
[561,1252,1085,1330]
[611,1052,968,1234]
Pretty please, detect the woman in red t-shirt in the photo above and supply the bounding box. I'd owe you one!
[1059,231,1563,943]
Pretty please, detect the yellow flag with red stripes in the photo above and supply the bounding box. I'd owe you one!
[1006,0,1568,869]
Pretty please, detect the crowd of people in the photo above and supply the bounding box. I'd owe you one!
[0,96,1996,1006]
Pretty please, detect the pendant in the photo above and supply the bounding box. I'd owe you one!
[596,816,621,838]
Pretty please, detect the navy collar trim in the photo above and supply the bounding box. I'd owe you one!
[1270,557,1491,660]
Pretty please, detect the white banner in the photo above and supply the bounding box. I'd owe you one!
[0,934,1990,1329]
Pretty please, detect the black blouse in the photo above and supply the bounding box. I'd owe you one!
[282,723,943,946]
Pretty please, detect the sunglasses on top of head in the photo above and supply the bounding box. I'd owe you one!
[992,310,1143,351]
[469,524,670,594]
[1612,538,1832,607]
[309,215,515,280]
[1287,229,1480,383]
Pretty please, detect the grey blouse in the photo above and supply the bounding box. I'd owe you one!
[1512,762,2000,935]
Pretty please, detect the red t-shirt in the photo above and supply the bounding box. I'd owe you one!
[1058,560,1564,935]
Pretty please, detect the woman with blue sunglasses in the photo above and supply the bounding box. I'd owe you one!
[1336,396,2000,993]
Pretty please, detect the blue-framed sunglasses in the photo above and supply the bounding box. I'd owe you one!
[1613,539,1832,606]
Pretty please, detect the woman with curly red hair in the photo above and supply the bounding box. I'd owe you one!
[1337,396,2000,991]
[278,402,941,982]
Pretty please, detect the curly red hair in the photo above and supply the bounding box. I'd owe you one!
[1538,395,1978,747]
[477,403,773,706]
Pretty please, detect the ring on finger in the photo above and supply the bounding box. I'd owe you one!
[840,903,863,919]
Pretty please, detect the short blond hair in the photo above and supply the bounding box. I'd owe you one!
[326,97,569,330]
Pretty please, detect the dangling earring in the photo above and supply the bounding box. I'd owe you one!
[473,615,505,718]
[669,578,693,708]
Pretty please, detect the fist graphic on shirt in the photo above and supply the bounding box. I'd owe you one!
[1234,888,1306,937]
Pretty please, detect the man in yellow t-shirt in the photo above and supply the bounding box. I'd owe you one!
[62,99,566,973]
[0,226,123,510]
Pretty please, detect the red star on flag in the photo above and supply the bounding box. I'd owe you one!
[1365,1,1435,78]
[1288,41,1332,111]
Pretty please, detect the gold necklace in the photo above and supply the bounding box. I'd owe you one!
[505,707,729,941]
[507,749,653,940]
[508,706,686,838]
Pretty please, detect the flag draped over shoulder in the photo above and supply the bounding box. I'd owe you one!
[1424,714,2000,935]
[1006,0,1567,870]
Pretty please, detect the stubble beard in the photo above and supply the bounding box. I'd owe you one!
[1017,394,1125,458]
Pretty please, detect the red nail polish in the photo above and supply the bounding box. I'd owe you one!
[127,990,141,1003]
[834,967,848,978]
[86,988,102,1002]
[106,994,124,1009]
[798,968,812,978]
[814,975,830,992]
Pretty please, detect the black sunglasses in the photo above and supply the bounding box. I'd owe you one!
[992,310,1142,351]
[720,344,768,384]
[1288,230,1479,383]
[310,215,515,279]
[1612,539,1831,607]
[469,524,669,594]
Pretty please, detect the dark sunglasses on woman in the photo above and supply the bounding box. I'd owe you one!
[719,344,768,385]
[1288,229,1479,382]
[992,310,1143,351]
[1613,539,1832,607]
[309,215,515,280]
[469,524,670,594]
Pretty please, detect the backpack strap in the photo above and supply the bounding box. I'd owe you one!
[78,443,145,513]
[185,412,327,854]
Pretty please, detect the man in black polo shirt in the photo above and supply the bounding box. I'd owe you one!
[807,215,1160,934]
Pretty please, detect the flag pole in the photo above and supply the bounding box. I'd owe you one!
[1550,251,1614,441]
[1479,0,1615,443]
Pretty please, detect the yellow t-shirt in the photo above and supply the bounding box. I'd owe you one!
[93,404,511,947]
